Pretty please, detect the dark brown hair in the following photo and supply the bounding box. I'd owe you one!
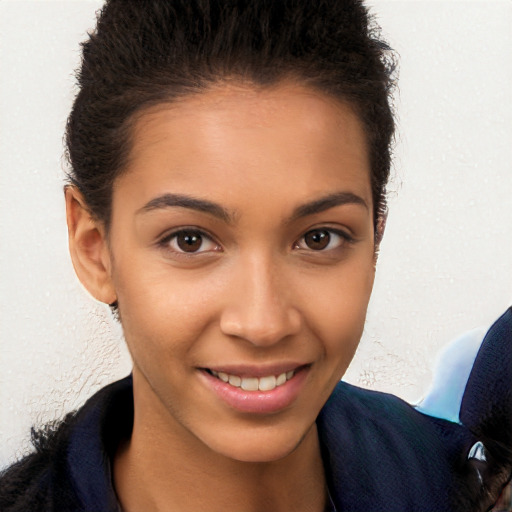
[66,0,396,229]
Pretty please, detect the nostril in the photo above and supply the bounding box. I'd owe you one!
[219,315,301,346]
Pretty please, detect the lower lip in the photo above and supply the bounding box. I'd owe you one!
[199,367,310,414]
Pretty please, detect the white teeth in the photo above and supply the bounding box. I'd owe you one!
[210,369,296,391]
[218,371,229,383]
[241,377,259,391]
[258,375,276,391]
[276,372,287,386]
[228,375,241,387]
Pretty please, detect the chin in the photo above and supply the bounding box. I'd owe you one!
[217,442,301,464]
[201,422,314,463]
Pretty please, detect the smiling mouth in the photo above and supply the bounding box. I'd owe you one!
[204,368,298,391]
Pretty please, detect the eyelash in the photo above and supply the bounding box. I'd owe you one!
[294,228,354,252]
[158,228,221,257]
[157,227,354,257]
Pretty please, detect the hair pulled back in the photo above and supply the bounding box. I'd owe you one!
[66,0,396,229]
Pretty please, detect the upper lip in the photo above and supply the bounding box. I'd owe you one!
[201,362,310,378]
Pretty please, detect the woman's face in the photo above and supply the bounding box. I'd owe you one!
[107,83,376,462]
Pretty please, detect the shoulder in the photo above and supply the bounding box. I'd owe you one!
[318,307,512,511]
[0,376,133,512]
[0,413,80,512]
[319,381,483,511]
[318,378,471,469]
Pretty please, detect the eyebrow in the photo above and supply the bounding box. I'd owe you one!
[139,193,234,223]
[138,190,368,224]
[290,192,369,221]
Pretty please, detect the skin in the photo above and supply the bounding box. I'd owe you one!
[66,82,378,512]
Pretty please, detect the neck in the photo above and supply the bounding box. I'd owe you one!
[114,374,328,512]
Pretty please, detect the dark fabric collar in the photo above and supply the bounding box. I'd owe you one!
[64,375,468,512]
[64,376,337,511]
[66,376,133,512]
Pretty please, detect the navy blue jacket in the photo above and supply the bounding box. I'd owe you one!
[1,308,511,511]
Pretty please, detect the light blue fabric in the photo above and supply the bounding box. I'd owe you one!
[415,327,487,424]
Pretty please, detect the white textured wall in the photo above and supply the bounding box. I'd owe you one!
[1,0,511,468]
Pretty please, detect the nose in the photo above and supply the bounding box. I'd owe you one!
[220,256,302,347]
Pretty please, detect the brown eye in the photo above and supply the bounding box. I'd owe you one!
[304,229,331,250]
[176,231,203,252]
[294,228,352,253]
[162,229,219,255]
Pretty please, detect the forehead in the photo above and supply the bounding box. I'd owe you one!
[117,82,372,214]
[130,82,368,153]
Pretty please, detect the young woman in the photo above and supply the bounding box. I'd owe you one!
[1,1,510,511]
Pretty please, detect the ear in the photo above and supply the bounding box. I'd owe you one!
[65,186,117,305]
[373,210,388,265]
[375,210,387,245]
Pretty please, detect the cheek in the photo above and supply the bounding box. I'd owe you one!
[303,254,375,365]
[112,260,223,360]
